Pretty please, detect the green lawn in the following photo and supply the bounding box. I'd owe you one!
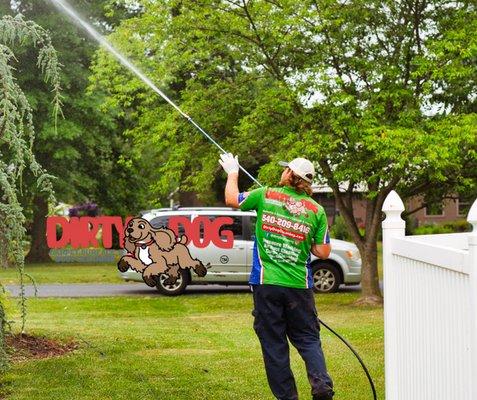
[1,293,384,400]
[0,242,383,285]
[0,263,122,285]
[377,241,383,280]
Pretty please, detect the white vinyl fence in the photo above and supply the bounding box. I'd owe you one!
[382,191,477,400]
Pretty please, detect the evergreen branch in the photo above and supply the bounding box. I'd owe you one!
[0,13,63,367]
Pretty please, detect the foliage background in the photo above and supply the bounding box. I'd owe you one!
[90,0,476,302]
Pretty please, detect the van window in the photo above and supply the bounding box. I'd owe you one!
[150,215,189,236]
[150,216,169,229]
[202,215,243,240]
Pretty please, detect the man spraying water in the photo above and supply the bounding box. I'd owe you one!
[49,1,376,398]
[220,153,335,400]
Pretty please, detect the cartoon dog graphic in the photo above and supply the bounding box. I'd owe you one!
[117,218,208,287]
[284,198,308,216]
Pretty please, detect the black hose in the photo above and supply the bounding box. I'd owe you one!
[318,318,377,400]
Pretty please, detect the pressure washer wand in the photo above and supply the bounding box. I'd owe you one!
[50,0,261,187]
[186,117,262,186]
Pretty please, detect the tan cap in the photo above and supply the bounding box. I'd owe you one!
[278,158,315,183]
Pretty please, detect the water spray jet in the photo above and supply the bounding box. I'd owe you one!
[49,0,261,186]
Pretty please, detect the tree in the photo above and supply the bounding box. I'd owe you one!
[90,0,277,204]
[3,0,149,261]
[0,13,60,368]
[91,0,476,304]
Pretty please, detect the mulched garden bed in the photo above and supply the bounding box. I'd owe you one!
[5,334,78,362]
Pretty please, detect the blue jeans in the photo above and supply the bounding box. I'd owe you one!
[252,285,334,400]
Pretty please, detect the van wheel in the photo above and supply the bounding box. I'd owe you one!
[312,263,341,293]
[156,269,190,296]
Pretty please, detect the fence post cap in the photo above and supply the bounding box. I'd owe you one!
[382,190,405,214]
[468,198,477,232]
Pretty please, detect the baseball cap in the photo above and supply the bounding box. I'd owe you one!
[278,157,315,183]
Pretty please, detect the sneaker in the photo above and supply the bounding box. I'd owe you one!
[312,391,334,400]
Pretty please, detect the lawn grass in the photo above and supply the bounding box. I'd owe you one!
[0,292,384,400]
[377,241,383,280]
[0,263,122,285]
[0,242,383,285]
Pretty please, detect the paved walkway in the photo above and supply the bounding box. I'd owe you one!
[3,283,364,298]
[4,283,254,298]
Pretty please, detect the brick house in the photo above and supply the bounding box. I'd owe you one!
[311,184,471,227]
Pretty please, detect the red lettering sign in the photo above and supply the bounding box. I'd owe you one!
[47,216,132,249]
[168,216,234,249]
[46,216,234,249]
[46,216,70,249]
[210,217,234,249]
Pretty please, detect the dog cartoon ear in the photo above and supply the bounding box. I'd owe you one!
[151,227,176,251]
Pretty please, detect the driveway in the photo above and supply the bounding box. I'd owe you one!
[4,283,363,298]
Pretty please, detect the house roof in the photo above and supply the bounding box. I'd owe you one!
[312,182,368,193]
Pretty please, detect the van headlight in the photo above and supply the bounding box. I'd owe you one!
[346,249,361,262]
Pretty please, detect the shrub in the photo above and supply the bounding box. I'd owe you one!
[443,219,472,232]
[413,220,471,235]
[413,224,453,235]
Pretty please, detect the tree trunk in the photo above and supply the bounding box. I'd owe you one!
[355,239,383,305]
[25,195,52,263]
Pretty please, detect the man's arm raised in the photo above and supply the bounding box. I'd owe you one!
[219,153,240,208]
[225,172,240,208]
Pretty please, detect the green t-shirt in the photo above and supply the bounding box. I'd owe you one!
[239,186,330,289]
